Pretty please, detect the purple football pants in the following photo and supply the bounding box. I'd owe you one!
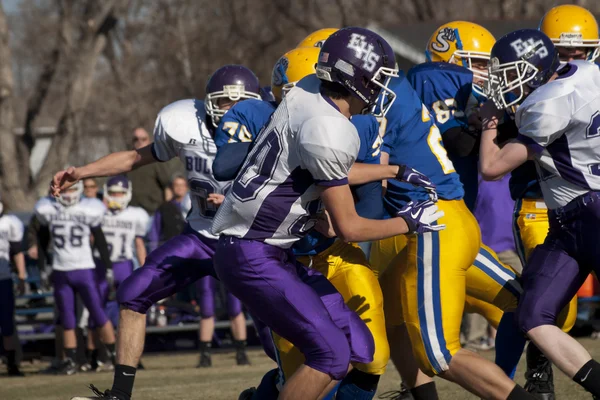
[117,226,217,314]
[0,279,15,336]
[517,191,600,332]
[214,236,374,380]
[53,269,108,330]
[196,276,242,318]
[89,260,134,329]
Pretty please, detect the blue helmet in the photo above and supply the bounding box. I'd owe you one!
[315,27,399,117]
[486,29,560,109]
[205,65,261,128]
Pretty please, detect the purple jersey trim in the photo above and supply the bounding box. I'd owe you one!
[546,134,590,190]
[555,64,578,80]
[316,177,349,187]
[151,143,168,162]
[515,134,544,154]
[321,92,341,113]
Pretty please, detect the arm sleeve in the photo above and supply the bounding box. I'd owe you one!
[442,126,479,158]
[37,225,50,270]
[91,226,112,270]
[353,181,385,219]
[515,96,571,153]
[151,114,179,162]
[213,142,252,181]
[26,214,41,248]
[214,113,253,148]
[8,217,24,256]
[297,117,359,186]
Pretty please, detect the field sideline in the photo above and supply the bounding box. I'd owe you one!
[2,338,600,400]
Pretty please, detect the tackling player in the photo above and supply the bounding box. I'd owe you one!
[0,193,26,376]
[54,65,262,400]
[481,27,600,399]
[35,181,117,375]
[211,27,444,400]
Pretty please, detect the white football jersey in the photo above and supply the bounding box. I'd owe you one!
[0,214,24,281]
[211,75,360,248]
[34,197,105,271]
[516,61,600,209]
[151,99,231,240]
[100,206,149,262]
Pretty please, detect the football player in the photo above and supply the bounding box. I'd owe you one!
[216,44,434,400]
[482,27,600,399]
[0,193,26,376]
[210,27,444,400]
[35,181,116,375]
[55,65,261,400]
[84,176,149,372]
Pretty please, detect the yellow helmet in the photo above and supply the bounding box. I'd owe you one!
[271,47,320,102]
[296,28,338,48]
[539,4,600,61]
[426,21,495,96]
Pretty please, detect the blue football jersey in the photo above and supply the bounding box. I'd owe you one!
[381,72,464,212]
[214,99,276,148]
[407,62,480,210]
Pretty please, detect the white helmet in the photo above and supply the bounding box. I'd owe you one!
[103,175,132,211]
[58,181,83,207]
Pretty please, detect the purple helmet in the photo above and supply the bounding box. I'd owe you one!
[486,29,560,109]
[205,65,261,128]
[103,175,132,211]
[315,27,399,117]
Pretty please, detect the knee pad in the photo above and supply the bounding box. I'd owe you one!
[116,267,159,314]
[227,295,242,318]
[304,325,351,381]
[516,297,554,333]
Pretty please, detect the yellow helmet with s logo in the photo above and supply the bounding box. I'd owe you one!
[271,47,320,103]
[539,4,600,61]
[296,28,338,48]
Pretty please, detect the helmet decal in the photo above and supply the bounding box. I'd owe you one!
[431,27,457,52]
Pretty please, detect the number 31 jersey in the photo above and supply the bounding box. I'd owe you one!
[151,99,231,240]
[34,197,105,271]
[101,206,149,262]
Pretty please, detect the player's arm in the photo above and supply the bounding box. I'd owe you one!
[442,126,480,158]
[213,142,252,181]
[36,225,50,271]
[10,246,26,294]
[90,226,112,270]
[479,100,534,181]
[135,237,146,266]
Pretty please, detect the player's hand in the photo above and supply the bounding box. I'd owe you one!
[51,166,81,197]
[314,210,336,238]
[480,99,503,131]
[207,193,225,206]
[396,165,438,202]
[16,278,26,296]
[396,199,445,234]
[27,245,38,260]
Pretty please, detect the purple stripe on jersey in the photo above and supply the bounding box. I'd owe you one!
[546,134,590,189]
[515,134,544,154]
[316,177,349,187]
[243,167,314,240]
[556,64,578,80]
[321,93,341,112]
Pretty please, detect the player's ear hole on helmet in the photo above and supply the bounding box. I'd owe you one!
[320,80,351,100]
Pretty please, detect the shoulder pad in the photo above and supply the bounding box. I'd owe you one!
[157,99,209,145]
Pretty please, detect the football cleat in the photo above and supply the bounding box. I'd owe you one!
[56,358,78,376]
[378,382,414,399]
[79,362,94,373]
[71,385,120,400]
[7,364,25,377]
[524,344,555,400]
[236,350,251,366]
[197,353,212,368]
[237,387,257,400]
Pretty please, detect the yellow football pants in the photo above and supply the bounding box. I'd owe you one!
[513,197,577,332]
[376,199,519,376]
[272,240,389,380]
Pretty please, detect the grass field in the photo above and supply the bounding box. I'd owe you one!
[2,338,599,400]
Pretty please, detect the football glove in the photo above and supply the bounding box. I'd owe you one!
[396,165,438,202]
[396,199,445,234]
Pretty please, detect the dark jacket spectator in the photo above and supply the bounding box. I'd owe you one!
[146,175,189,251]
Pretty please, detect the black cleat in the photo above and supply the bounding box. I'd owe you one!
[236,350,251,366]
[524,344,555,400]
[71,384,121,399]
[238,387,256,400]
[197,353,212,368]
[378,382,414,399]
[7,365,24,377]
[56,359,78,376]
[136,361,145,370]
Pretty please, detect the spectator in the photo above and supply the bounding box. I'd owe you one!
[127,127,183,214]
[83,178,101,200]
[146,174,189,252]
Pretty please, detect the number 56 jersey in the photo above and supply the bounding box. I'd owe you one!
[151,99,231,240]
[34,197,105,271]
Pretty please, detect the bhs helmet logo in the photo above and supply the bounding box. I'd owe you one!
[510,38,548,59]
[431,27,456,52]
[347,33,380,73]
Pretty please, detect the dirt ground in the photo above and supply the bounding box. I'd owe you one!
[1,338,598,400]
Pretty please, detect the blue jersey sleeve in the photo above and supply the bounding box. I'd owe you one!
[407,62,474,135]
[351,115,382,164]
[214,99,276,149]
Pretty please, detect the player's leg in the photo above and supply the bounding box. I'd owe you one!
[401,201,530,399]
[214,237,373,400]
[52,271,79,375]
[227,290,250,365]
[196,276,216,367]
[0,278,22,376]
